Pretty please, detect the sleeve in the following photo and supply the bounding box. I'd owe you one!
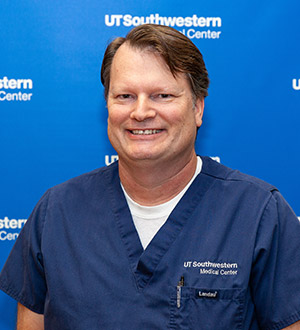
[0,190,50,314]
[251,190,300,330]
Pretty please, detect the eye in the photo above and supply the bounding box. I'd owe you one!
[158,94,172,99]
[118,94,132,99]
[152,94,174,101]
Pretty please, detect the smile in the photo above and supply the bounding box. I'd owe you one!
[131,129,162,135]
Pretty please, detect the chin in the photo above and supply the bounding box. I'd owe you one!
[125,151,161,162]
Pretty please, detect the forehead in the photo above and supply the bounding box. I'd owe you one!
[111,43,170,74]
[109,43,190,90]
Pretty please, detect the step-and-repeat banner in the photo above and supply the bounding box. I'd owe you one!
[1,0,299,327]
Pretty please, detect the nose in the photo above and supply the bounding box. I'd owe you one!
[130,95,156,122]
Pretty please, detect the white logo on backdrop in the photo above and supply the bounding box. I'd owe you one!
[292,79,300,90]
[0,76,33,102]
[104,14,222,40]
[105,155,119,166]
[0,217,27,241]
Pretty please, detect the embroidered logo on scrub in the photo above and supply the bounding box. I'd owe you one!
[196,290,219,299]
[183,260,238,276]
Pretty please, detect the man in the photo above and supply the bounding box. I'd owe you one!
[1,24,300,329]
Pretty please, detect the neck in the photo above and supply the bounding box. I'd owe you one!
[119,152,198,206]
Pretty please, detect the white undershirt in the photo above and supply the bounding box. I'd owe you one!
[121,156,202,249]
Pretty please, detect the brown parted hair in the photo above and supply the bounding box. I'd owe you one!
[100,24,209,101]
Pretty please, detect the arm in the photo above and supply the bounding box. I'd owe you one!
[283,320,300,329]
[250,192,300,328]
[17,303,44,330]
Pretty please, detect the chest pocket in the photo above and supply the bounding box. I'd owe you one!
[169,286,244,330]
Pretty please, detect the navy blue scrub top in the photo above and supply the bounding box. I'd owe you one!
[1,157,300,329]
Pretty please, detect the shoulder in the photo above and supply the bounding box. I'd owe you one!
[45,161,119,202]
[200,156,277,194]
[199,156,299,235]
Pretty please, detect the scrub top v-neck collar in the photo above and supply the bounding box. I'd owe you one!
[104,158,214,291]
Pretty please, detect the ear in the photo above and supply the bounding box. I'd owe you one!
[194,98,204,128]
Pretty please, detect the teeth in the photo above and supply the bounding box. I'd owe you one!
[131,129,162,135]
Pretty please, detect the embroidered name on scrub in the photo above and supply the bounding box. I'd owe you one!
[183,260,238,276]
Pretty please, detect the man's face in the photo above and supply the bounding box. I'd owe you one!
[107,43,204,165]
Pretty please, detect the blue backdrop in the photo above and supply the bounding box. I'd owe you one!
[1,0,299,328]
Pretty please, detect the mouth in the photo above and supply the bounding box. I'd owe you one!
[130,129,163,135]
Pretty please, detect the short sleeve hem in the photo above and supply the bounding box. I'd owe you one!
[265,310,300,330]
[0,279,44,314]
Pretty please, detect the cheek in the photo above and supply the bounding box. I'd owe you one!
[166,109,196,130]
[107,112,120,141]
[165,100,195,123]
[107,118,120,149]
[107,107,124,127]
[175,112,199,141]
[160,107,184,126]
